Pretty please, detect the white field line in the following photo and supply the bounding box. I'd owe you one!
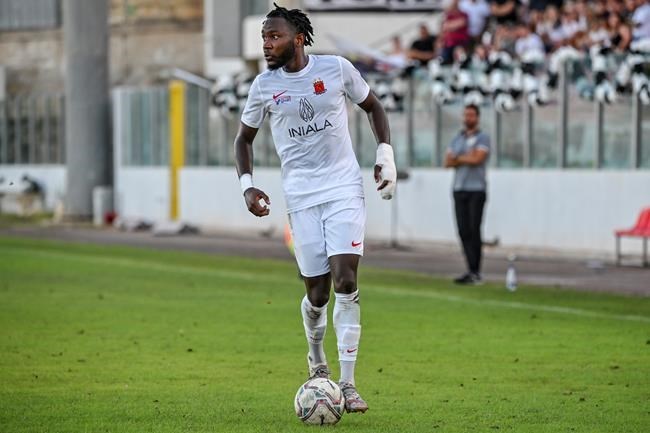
[4,247,650,324]
[369,286,650,323]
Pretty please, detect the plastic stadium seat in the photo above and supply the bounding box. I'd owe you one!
[614,207,650,267]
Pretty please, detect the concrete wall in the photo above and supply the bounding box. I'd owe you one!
[129,167,650,256]
[3,164,649,256]
[0,165,66,209]
[241,12,442,61]
[114,167,169,222]
[0,19,202,94]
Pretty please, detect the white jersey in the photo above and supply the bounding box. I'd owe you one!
[241,54,370,213]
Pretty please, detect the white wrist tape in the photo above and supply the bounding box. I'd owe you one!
[375,143,397,200]
[239,173,254,194]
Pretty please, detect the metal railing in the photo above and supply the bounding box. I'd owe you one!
[8,65,646,170]
[0,0,60,31]
[0,94,65,164]
[115,86,169,166]
[204,65,649,171]
[380,64,649,170]
[113,83,210,167]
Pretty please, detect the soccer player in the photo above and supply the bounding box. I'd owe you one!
[234,3,396,414]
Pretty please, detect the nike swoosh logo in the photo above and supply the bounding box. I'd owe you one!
[272,90,287,99]
[346,348,357,354]
[351,241,362,247]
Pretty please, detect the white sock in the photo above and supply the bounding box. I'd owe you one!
[301,296,328,367]
[333,290,361,385]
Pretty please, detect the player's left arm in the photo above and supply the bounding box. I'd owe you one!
[358,92,396,199]
[358,91,390,146]
[340,56,396,199]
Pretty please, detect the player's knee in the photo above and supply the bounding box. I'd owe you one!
[304,274,331,307]
[307,280,330,307]
[333,275,357,294]
[308,291,329,307]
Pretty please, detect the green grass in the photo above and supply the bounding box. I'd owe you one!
[0,236,649,433]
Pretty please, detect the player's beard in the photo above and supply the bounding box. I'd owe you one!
[268,43,296,70]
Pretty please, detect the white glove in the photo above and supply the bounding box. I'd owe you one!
[375,143,396,200]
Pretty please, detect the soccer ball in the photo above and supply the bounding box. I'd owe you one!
[294,378,345,425]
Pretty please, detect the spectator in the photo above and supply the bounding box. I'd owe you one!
[460,0,491,41]
[440,0,471,64]
[560,3,588,44]
[383,35,410,70]
[408,24,437,66]
[586,16,611,46]
[528,0,565,12]
[489,0,520,26]
[574,0,594,27]
[607,12,632,51]
[632,0,650,40]
[388,35,406,58]
[593,0,609,18]
[605,0,624,16]
[515,23,545,58]
[537,5,565,51]
[624,0,638,17]
[444,105,491,285]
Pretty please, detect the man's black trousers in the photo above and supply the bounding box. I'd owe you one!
[453,190,486,274]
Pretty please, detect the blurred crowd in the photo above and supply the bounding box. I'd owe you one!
[391,0,650,65]
[376,0,650,109]
[212,0,650,115]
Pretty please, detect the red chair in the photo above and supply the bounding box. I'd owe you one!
[615,207,650,267]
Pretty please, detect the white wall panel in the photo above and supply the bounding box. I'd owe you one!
[0,165,66,209]
[6,163,649,256]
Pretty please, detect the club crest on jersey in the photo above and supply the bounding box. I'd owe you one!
[298,98,315,122]
[313,78,327,95]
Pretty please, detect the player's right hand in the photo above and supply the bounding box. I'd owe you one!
[244,187,271,217]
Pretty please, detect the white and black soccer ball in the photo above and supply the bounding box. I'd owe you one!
[294,378,345,425]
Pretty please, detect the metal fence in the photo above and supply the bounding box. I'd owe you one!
[394,64,650,170]
[4,67,648,170]
[207,66,650,171]
[0,94,65,164]
[114,84,210,167]
[115,86,169,166]
[0,0,60,31]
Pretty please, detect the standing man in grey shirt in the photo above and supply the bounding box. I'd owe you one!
[444,104,490,284]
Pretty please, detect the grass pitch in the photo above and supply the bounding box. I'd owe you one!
[0,236,648,433]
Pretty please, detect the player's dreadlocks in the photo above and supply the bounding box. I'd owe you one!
[266,2,314,46]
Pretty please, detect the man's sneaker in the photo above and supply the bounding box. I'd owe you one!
[307,354,330,379]
[453,272,483,285]
[309,364,331,380]
[339,382,369,413]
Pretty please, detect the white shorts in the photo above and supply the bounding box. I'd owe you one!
[288,197,366,278]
